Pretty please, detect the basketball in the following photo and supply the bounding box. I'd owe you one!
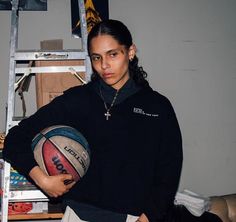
[31,125,90,182]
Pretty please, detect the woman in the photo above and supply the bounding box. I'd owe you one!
[3,20,221,222]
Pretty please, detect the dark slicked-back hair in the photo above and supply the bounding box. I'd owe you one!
[87,19,148,87]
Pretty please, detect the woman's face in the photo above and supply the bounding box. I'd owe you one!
[89,34,135,90]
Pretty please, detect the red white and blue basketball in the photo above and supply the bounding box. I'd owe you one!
[31,125,90,182]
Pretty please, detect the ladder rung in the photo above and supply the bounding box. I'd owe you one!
[15,65,86,74]
[14,50,87,61]
[12,116,26,121]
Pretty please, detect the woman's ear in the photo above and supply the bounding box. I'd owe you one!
[128,44,137,61]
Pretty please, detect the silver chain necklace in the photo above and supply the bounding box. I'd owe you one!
[99,86,119,120]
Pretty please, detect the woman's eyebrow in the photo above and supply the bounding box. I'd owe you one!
[90,47,125,56]
[106,47,125,54]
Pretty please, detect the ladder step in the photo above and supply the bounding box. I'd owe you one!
[15,65,86,74]
[14,49,87,61]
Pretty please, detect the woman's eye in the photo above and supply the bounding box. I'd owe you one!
[109,52,118,58]
[91,56,100,61]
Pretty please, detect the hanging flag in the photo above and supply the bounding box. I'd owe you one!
[71,0,109,38]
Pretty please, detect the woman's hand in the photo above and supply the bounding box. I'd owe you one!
[136,213,149,222]
[29,166,76,198]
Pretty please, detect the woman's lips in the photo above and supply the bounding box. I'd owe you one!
[102,73,113,79]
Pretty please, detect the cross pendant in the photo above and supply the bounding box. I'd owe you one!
[104,111,111,120]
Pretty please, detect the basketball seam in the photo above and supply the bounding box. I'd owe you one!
[42,126,89,153]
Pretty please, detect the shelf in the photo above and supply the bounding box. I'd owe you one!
[9,190,48,202]
[8,212,63,220]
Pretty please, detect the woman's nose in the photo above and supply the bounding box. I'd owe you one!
[101,58,110,70]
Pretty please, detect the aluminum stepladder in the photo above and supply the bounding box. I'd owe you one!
[1,0,91,221]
